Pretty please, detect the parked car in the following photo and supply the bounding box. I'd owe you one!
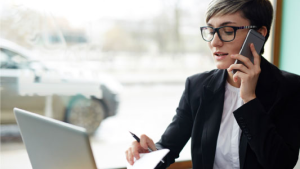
[0,38,122,134]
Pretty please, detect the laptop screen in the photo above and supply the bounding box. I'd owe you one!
[14,108,98,169]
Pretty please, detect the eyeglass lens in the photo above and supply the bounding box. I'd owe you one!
[202,27,235,42]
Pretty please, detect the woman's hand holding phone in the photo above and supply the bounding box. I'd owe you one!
[227,43,261,103]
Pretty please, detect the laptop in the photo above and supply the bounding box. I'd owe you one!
[14,108,98,169]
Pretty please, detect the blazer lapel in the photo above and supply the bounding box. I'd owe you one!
[200,69,227,169]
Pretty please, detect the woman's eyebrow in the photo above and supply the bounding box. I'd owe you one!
[207,21,236,27]
[220,21,236,26]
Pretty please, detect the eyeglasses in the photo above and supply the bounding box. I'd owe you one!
[200,26,257,42]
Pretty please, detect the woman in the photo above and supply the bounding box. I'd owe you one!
[125,0,300,168]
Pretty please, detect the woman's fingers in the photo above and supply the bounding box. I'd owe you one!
[125,147,134,165]
[132,141,142,159]
[140,134,157,151]
[228,63,249,75]
[229,43,262,79]
[250,43,261,66]
[125,141,141,165]
[230,54,253,69]
[230,43,262,70]
[125,134,156,165]
[233,70,247,83]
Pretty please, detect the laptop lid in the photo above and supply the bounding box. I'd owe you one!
[14,108,97,169]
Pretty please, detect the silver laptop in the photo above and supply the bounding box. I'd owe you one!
[14,108,97,169]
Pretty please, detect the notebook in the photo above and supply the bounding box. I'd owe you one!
[14,108,98,169]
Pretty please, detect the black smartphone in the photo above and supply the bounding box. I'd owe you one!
[232,29,265,74]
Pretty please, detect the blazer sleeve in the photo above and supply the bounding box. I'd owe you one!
[233,90,300,169]
[155,77,194,169]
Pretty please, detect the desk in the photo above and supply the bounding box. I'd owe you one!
[117,159,192,169]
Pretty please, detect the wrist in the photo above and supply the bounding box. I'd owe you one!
[243,95,256,103]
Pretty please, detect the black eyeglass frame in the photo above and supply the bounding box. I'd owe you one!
[200,25,257,42]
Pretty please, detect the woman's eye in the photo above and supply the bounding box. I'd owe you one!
[225,31,234,35]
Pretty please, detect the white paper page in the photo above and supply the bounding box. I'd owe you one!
[126,149,169,169]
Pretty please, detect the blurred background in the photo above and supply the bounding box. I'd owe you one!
[1,0,299,168]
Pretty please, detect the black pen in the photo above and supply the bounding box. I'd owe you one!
[129,131,165,163]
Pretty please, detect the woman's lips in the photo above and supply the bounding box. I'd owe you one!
[214,52,228,61]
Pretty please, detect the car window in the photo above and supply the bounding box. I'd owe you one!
[0,48,29,69]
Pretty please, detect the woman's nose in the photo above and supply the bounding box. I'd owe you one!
[211,32,223,47]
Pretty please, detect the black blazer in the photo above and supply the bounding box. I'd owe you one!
[155,57,300,169]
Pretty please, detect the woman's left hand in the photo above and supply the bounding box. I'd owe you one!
[227,43,261,103]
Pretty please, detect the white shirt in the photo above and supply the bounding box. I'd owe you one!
[213,82,243,169]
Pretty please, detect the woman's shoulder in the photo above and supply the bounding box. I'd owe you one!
[279,70,300,92]
[188,69,218,81]
[186,69,225,87]
[280,70,300,83]
[261,57,300,93]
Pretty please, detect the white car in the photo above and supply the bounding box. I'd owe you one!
[0,38,122,134]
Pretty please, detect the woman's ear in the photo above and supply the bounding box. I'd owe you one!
[258,26,268,37]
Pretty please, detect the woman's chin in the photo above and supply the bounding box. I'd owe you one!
[215,63,231,70]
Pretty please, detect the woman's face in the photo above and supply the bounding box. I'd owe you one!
[207,12,251,69]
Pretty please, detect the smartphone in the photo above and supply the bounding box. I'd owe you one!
[232,29,265,74]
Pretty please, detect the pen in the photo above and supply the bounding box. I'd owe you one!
[129,131,165,163]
